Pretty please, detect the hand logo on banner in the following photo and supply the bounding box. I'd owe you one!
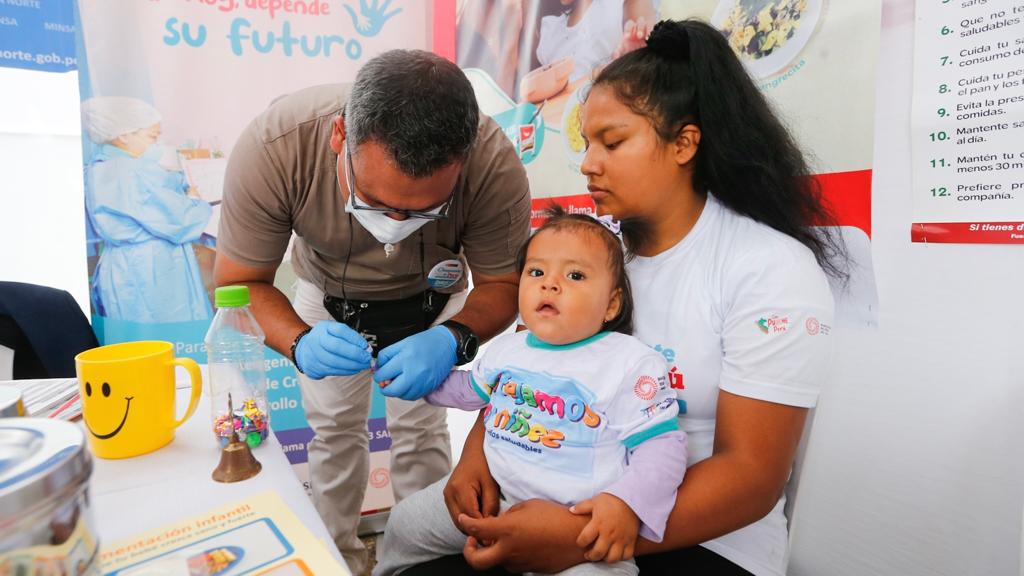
[343,0,402,37]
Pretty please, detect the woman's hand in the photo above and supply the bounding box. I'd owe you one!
[443,414,500,526]
[459,499,589,573]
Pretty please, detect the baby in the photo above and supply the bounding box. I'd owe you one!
[375,208,687,576]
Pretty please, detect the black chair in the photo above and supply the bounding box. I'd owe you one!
[0,281,99,379]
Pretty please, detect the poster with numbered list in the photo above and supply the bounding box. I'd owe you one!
[911,0,1024,244]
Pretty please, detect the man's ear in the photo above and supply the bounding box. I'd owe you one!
[329,114,346,155]
[674,124,701,167]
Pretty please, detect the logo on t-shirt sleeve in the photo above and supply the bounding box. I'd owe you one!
[805,316,831,336]
[633,375,658,400]
[756,314,790,334]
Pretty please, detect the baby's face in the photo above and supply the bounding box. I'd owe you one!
[519,228,620,345]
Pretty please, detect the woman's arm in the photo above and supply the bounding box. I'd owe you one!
[637,391,807,553]
[460,390,808,572]
[443,411,501,524]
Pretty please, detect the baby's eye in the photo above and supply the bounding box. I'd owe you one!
[605,140,622,150]
[567,271,585,281]
[527,268,544,277]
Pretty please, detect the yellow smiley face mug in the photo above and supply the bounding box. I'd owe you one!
[75,341,202,459]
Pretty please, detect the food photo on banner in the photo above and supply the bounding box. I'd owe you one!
[73,0,436,522]
[456,0,881,328]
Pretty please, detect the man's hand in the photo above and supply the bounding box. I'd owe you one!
[374,325,456,400]
[293,320,372,379]
[571,493,640,563]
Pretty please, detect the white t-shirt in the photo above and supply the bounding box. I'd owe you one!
[627,193,835,576]
[536,0,622,82]
[471,331,679,506]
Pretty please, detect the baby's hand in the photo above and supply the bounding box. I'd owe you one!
[613,17,653,59]
[570,493,639,563]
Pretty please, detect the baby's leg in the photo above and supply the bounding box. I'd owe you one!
[373,476,466,576]
[528,558,638,576]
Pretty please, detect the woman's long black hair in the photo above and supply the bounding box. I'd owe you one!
[592,19,848,280]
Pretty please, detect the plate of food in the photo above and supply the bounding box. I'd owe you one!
[712,0,824,79]
[560,81,589,167]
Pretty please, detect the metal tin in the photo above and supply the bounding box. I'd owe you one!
[0,418,98,575]
[0,387,24,418]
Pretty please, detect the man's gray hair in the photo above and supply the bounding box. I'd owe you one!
[346,49,480,178]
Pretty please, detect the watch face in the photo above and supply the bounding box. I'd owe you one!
[444,320,478,364]
[463,337,479,362]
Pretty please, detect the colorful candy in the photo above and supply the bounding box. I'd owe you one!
[212,397,269,448]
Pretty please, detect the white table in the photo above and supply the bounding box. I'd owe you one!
[89,385,348,570]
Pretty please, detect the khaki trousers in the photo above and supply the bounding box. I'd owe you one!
[293,279,459,575]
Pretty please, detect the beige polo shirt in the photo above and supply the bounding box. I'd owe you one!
[218,83,531,301]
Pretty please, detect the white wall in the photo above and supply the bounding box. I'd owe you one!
[2,2,1023,573]
[0,67,88,312]
[787,1,1024,575]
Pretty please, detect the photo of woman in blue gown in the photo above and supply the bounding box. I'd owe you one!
[81,96,213,323]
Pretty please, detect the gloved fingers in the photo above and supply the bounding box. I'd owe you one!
[311,342,371,374]
[324,321,370,349]
[375,337,407,367]
[379,374,414,399]
[372,350,405,383]
[326,339,372,365]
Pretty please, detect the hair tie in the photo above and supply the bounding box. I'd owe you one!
[590,213,624,243]
[647,20,690,61]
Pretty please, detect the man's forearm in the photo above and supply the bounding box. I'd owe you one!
[241,281,311,358]
[450,278,518,342]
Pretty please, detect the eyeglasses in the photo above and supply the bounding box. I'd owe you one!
[344,148,453,220]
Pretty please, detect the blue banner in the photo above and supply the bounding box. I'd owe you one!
[0,0,76,72]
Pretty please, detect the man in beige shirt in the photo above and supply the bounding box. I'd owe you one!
[215,50,530,574]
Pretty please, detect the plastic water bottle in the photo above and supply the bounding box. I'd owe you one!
[205,285,269,448]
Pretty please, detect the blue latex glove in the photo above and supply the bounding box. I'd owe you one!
[294,320,372,380]
[374,325,457,400]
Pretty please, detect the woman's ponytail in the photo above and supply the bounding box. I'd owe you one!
[594,19,848,281]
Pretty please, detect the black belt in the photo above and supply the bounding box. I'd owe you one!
[323,290,451,356]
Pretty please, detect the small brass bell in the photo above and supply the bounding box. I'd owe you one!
[212,394,262,483]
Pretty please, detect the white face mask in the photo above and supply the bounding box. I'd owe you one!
[344,199,436,245]
[340,152,442,246]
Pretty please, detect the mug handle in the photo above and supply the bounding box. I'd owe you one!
[171,357,203,429]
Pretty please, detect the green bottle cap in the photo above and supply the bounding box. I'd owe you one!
[214,285,250,308]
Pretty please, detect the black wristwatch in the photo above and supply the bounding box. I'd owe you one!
[442,320,479,366]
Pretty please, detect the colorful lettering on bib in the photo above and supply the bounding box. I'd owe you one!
[496,378,601,428]
[480,367,601,457]
[488,405,566,450]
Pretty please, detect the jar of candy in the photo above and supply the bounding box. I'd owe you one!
[204,286,270,448]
